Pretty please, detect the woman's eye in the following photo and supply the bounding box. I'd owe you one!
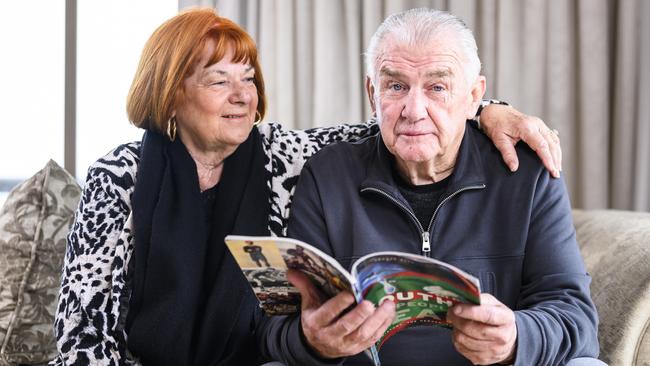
[210,80,227,86]
[433,85,445,92]
[244,77,256,83]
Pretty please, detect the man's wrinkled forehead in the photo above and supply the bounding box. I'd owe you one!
[374,35,464,73]
[380,66,452,78]
[377,66,454,85]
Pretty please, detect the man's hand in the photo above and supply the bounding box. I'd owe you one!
[480,104,562,178]
[448,293,517,365]
[287,269,396,359]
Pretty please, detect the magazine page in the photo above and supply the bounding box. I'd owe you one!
[350,252,481,350]
[225,235,354,315]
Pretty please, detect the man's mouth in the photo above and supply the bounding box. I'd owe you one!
[401,131,432,136]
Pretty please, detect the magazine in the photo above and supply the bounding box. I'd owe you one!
[225,235,481,366]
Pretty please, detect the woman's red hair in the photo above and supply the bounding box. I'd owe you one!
[127,8,266,131]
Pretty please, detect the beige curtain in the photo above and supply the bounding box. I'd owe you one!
[179,0,650,212]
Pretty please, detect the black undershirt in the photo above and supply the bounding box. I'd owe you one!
[394,170,450,230]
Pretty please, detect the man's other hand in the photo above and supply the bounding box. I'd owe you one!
[287,269,396,359]
[448,293,517,365]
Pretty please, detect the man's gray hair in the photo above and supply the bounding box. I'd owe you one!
[365,8,481,86]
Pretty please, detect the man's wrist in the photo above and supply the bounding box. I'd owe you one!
[475,99,510,129]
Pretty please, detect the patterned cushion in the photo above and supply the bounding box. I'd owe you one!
[0,160,80,365]
[573,209,650,366]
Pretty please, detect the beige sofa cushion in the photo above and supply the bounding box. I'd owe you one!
[573,209,650,366]
[0,160,80,365]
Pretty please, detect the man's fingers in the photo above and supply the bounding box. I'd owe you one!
[453,306,510,326]
[344,300,395,343]
[330,300,375,336]
[450,294,518,365]
[287,269,326,310]
[452,320,517,365]
[452,317,511,343]
[372,309,395,342]
[453,328,492,352]
[452,323,518,365]
[311,291,358,328]
[478,293,502,305]
[288,269,356,325]
[357,307,396,354]
[449,309,501,340]
[451,295,513,326]
[303,299,394,358]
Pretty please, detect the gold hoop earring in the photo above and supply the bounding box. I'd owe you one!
[253,111,262,127]
[166,117,177,141]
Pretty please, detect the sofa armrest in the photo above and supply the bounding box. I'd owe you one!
[573,209,650,366]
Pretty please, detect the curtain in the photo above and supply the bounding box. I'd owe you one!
[179,0,650,211]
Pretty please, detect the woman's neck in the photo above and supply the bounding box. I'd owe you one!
[182,139,236,192]
[195,163,224,192]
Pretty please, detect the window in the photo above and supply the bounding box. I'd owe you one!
[0,0,177,207]
[0,1,65,205]
[76,0,177,178]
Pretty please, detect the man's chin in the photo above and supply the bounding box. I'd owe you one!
[392,143,440,163]
[394,150,439,164]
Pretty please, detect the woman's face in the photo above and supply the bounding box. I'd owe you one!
[174,41,259,152]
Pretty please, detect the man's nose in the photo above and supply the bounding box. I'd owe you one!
[401,89,428,121]
[229,82,253,104]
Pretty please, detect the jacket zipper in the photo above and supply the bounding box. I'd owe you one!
[362,184,486,257]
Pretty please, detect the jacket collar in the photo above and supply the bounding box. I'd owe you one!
[360,121,487,195]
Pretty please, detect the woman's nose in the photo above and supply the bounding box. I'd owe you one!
[229,82,252,104]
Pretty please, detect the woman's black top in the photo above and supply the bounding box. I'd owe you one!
[126,128,270,366]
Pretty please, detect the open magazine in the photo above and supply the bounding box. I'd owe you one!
[225,235,481,366]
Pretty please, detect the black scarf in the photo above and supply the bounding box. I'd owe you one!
[126,128,270,365]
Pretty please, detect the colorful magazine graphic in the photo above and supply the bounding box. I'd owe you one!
[225,235,481,366]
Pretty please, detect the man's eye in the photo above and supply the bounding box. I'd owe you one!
[390,83,404,91]
[433,85,445,92]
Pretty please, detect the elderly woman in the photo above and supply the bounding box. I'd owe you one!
[51,8,562,366]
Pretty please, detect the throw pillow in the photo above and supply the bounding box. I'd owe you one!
[0,160,81,365]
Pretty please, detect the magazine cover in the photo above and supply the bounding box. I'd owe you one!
[226,236,353,315]
[226,235,481,366]
[351,252,481,348]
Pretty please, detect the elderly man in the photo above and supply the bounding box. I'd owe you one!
[261,8,602,366]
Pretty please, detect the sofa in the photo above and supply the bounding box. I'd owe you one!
[0,161,648,365]
[573,209,650,366]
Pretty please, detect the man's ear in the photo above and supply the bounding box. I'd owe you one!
[466,75,486,119]
[365,76,377,114]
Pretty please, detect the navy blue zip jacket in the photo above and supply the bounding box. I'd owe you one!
[265,121,599,366]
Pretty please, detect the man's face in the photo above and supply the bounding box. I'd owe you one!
[367,35,485,164]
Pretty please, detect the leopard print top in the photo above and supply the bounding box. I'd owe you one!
[50,121,378,366]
